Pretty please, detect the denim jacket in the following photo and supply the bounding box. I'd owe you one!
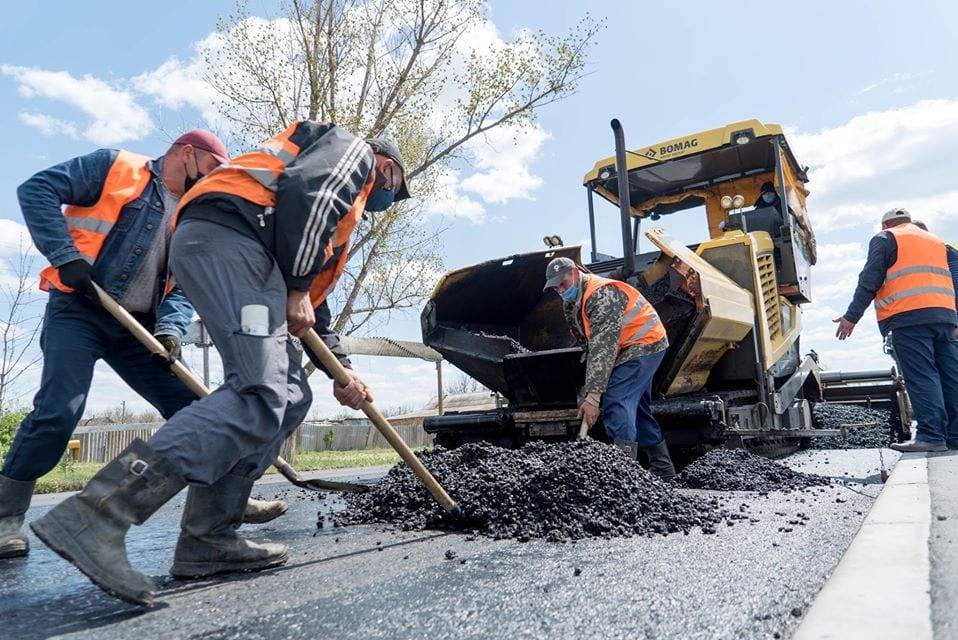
[17,148,194,338]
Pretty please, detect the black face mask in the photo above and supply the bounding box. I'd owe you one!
[183,153,206,193]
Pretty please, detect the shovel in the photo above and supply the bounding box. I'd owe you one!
[91,283,368,494]
[301,329,461,516]
[578,416,590,439]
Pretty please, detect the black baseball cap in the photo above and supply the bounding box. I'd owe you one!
[366,138,411,201]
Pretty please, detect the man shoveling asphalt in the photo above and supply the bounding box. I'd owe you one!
[30,121,410,606]
[0,131,290,561]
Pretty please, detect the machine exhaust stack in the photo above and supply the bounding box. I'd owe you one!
[611,119,636,278]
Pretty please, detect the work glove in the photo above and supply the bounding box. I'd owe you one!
[58,259,99,305]
[152,333,181,374]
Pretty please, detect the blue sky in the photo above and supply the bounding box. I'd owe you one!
[2,1,958,416]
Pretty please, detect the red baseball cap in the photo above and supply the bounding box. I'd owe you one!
[172,129,230,164]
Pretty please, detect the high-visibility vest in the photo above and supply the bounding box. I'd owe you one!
[307,195,370,308]
[39,150,153,292]
[174,122,373,307]
[580,274,666,349]
[874,223,956,321]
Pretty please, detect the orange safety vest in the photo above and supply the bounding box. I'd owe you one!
[39,150,153,292]
[174,122,373,307]
[580,274,666,349]
[874,224,956,321]
[307,193,371,308]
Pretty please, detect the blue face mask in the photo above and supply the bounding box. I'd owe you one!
[366,187,395,212]
[761,192,776,204]
[559,284,579,302]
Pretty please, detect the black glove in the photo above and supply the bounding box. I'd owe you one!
[152,333,181,374]
[58,259,98,304]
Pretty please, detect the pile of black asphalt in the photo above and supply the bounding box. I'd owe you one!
[809,403,895,449]
[673,448,831,493]
[336,439,727,542]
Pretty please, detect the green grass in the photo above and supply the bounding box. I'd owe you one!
[278,447,417,472]
[33,448,414,494]
[35,462,106,494]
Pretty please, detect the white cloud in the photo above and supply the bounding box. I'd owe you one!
[791,99,958,230]
[17,112,79,139]
[132,31,225,129]
[420,168,487,222]
[852,71,933,99]
[1,64,154,145]
[460,124,549,204]
[788,99,958,373]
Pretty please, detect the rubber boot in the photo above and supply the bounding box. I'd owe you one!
[171,474,288,579]
[613,438,639,460]
[641,440,676,481]
[242,496,288,525]
[0,474,35,559]
[30,439,186,606]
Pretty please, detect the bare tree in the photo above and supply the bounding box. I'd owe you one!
[444,371,485,395]
[204,0,601,333]
[0,239,44,411]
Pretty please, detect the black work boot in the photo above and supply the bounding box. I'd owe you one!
[0,474,35,559]
[640,440,676,481]
[242,496,289,525]
[171,474,288,579]
[30,439,186,606]
[613,438,639,460]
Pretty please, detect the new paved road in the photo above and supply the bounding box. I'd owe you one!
[0,450,894,640]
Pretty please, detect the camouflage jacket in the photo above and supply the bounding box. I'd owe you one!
[562,275,669,398]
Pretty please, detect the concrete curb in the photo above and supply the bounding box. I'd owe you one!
[794,453,932,640]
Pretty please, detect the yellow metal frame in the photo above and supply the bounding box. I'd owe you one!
[644,228,754,396]
[695,231,802,370]
[584,119,785,180]
[582,119,814,252]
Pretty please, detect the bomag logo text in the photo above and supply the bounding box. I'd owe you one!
[659,138,698,156]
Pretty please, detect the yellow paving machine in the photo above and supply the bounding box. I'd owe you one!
[421,119,910,456]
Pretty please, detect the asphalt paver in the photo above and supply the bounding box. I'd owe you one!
[0,450,895,640]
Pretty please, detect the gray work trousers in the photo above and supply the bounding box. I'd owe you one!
[148,220,312,485]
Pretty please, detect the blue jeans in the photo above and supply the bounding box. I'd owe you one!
[891,323,958,445]
[601,350,666,447]
[1,291,199,481]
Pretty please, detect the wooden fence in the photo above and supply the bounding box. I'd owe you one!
[70,420,432,463]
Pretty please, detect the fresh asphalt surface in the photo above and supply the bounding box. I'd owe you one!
[1,450,897,640]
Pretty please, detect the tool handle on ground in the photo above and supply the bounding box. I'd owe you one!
[93,283,209,398]
[273,455,297,477]
[303,329,460,516]
[578,417,590,439]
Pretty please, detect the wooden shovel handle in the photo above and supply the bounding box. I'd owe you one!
[302,329,460,515]
[93,284,298,475]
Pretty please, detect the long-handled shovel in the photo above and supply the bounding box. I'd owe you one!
[301,329,461,516]
[91,283,368,494]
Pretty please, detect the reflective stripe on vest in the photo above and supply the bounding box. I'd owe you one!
[580,274,666,349]
[309,174,374,307]
[874,224,956,321]
[174,122,303,220]
[171,121,374,307]
[39,150,153,292]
